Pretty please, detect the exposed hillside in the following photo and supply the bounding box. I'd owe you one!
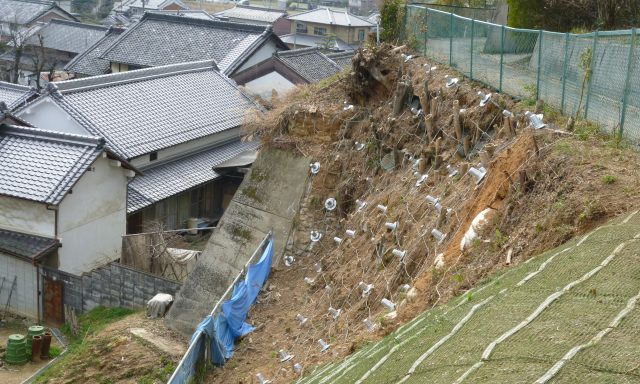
[205,44,640,383]
[300,210,640,383]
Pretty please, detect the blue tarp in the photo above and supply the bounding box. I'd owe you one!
[169,236,274,383]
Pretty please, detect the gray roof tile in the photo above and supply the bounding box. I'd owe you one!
[26,19,109,54]
[0,0,76,25]
[100,12,283,75]
[326,50,354,70]
[64,27,125,76]
[279,33,360,51]
[34,61,260,159]
[0,125,104,204]
[0,81,37,110]
[127,0,188,10]
[128,139,259,213]
[276,47,342,83]
[0,228,59,260]
[216,5,286,24]
[287,8,374,27]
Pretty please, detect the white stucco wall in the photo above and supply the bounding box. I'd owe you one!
[244,71,297,100]
[0,196,55,238]
[237,40,279,73]
[57,155,129,274]
[17,96,90,136]
[0,253,38,319]
[129,127,241,169]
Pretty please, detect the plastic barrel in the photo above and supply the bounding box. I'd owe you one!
[6,334,28,365]
[26,325,45,358]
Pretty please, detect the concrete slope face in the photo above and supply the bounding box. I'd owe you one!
[299,210,640,384]
[165,149,309,337]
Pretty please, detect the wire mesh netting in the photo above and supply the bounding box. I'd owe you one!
[299,212,640,383]
[405,6,640,146]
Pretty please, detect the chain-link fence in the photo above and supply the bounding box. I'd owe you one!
[404,6,640,145]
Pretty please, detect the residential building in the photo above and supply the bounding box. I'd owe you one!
[235,47,342,99]
[0,81,38,110]
[326,50,354,70]
[97,12,288,78]
[15,61,261,234]
[215,5,289,35]
[281,8,374,51]
[0,0,77,38]
[64,27,126,78]
[123,0,189,16]
[0,19,109,86]
[0,117,137,320]
[348,0,377,16]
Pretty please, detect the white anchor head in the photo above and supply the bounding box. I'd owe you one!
[392,248,407,261]
[355,199,368,211]
[345,229,356,238]
[377,204,387,214]
[328,307,341,320]
[296,313,308,326]
[478,92,492,107]
[293,363,303,374]
[318,339,331,352]
[381,298,396,311]
[325,197,337,211]
[416,174,428,187]
[525,111,546,129]
[355,141,365,151]
[363,318,378,332]
[278,349,294,362]
[304,277,315,285]
[446,164,458,178]
[468,166,487,184]
[333,236,343,245]
[256,373,271,384]
[314,262,322,273]
[398,284,411,292]
[502,109,514,118]
[283,255,295,267]
[446,77,459,88]
[359,281,374,297]
[310,230,323,242]
[426,195,443,213]
[310,162,320,174]
[385,221,399,231]
[431,228,447,244]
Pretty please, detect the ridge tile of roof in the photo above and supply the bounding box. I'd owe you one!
[287,8,374,27]
[216,5,286,23]
[28,61,261,160]
[0,124,105,205]
[27,18,110,54]
[99,12,276,74]
[64,27,126,76]
[0,0,78,25]
[275,47,342,83]
[0,81,37,110]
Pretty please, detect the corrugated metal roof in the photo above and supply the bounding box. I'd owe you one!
[127,139,259,213]
[99,12,281,75]
[64,27,125,76]
[30,61,260,160]
[287,8,374,27]
[0,81,37,110]
[0,228,59,260]
[276,47,342,83]
[216,5,286,24]
[26,19,109,54]
[0,125,104,204]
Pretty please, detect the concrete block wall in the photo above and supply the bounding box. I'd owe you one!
[41,262,182,315]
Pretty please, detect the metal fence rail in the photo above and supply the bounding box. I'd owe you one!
[404,6,640,145]
[168,231,273,384]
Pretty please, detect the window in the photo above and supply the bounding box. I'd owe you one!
[149,151,158,161]
[314,27,327,36]
[358,29,365,41]
[296,23,307,33]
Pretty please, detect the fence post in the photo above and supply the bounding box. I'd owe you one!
[449,11,454,67]
[470,19,475,79]
[424,10,428,56]
[499,25,505,92]
[560,32,570,113]
[584,30,598,119]
[620,28,636,136]
[536,29,543,100]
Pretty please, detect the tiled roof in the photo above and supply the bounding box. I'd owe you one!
[127,0,188,10]
[146,9,217,20]
[0,0,77,25]
[216,5,286,24]
[99,12,283,75]
[64,27,125,76]
[287,8,374,27]
[33,61,260,159]
[26,19,109,54]
[0,228,59,260]
[0,81,37,110]
[128,139,259,213]
[279,33,360,51]
[0,125,104,204]
[275,47,341,83]
[326,50,354,70]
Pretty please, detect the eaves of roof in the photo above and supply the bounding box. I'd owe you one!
[225,28,288,76]
[28,2,79,24]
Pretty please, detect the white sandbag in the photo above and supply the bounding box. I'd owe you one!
[460,208,495,251]
[147,293,174,319]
